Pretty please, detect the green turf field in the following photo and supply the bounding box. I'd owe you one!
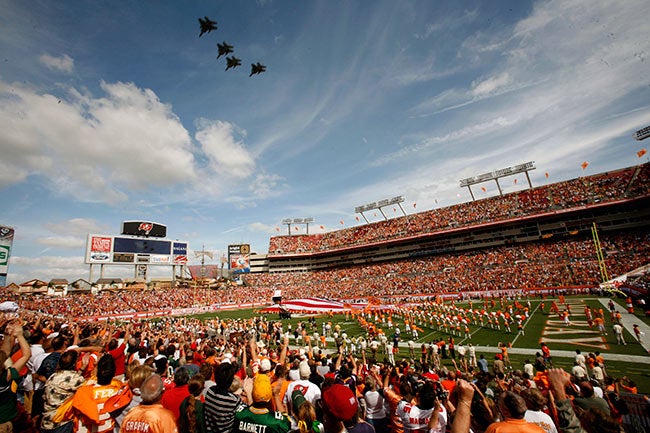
[189,295,650,393]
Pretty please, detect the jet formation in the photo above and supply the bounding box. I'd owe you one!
[198,16,266,77]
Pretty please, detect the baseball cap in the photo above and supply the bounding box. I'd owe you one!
[252,374,273,403]
[322,384,358,421]
[260,358,272,373]
[292,390,307,413]
[299,361,311,379]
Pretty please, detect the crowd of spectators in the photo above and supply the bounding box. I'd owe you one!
[269,163,649,255]
[1,230,646,320]
[2,286,270,320]
[1,311,644,433]
[248,232,650,301]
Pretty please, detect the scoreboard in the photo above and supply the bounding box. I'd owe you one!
[85,234,188,266]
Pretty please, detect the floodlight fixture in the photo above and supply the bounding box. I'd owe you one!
[301,217,315,234]
[354,195,407,222]
[282,217,315,235]
[633,125,650,141]
[459,161,536,201]
[281,218,292,235]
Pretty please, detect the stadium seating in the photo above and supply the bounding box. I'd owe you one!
[269,164,648,255]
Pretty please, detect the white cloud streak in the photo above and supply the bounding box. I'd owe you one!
[38,53,74,73]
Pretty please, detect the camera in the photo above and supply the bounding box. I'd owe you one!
[431,380,449,401]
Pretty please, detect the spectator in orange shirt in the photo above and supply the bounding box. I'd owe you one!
[121,374,178,433]
[72,354,129,433]
[440,371,457,394]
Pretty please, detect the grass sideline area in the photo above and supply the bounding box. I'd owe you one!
[189,295,650,393]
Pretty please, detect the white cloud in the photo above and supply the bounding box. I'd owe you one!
[370,116,516,167]
[472,72,511,96]
[44,218,111,237]
[9,255,87,282]
[248,222,277,234]
[37,236,85,249]
[0,80,198,203]
[195,119,256,179]
[33,218,110,249]
[248,173,287,198]
[0,79,282,211]
[418,9,479,39]
[38,53,74,73]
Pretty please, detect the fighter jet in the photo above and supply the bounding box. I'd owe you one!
[225,56,242,70]
[198,16,217,37]
[249,62,266,77]
[217,42,234,59]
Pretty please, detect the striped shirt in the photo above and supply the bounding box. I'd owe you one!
[204,387,246,433]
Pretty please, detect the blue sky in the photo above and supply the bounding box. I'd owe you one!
[1,0,649,284]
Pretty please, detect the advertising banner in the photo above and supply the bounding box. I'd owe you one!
[228,244,250,274]
[173,242,188,265]
[88,236,112,263]
[0,226,14,287]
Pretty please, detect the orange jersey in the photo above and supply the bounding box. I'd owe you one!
[120,403,178,433]
[72,379,125,433]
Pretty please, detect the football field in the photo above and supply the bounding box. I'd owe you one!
[191,294,650,393]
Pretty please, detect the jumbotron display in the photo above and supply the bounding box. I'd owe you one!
[85,234,188,266]
[121,221,167,238]
[228,244,250,274]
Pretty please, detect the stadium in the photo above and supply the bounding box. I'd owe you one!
[2,162,650,432]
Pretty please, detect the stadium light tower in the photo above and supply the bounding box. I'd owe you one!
[460,161,535,201]
[355,196,406,223]
[282,218,315,235]
[281,218,292,235]
[303,217,315,234]
[633,125,650,141]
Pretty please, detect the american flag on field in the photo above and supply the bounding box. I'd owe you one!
[260,297,349,313]
[281,297,346,312]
